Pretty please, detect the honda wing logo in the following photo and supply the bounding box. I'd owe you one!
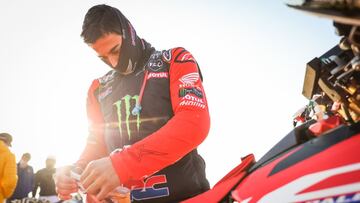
[179,72,199,86]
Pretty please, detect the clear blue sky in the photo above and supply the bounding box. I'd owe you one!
[0,0,339,185]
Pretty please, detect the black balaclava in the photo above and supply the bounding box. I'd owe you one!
[110,8,154,74]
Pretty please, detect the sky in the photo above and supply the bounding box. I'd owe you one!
[0,0,339,186]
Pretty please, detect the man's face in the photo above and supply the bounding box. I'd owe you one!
[90,33,122,68]
[22,156,30,163]
[46,159,56,168]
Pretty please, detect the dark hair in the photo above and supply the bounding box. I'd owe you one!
[81,4,123,44]
[22,153,31,160]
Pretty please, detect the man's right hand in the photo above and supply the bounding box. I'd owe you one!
[54,165,79,200]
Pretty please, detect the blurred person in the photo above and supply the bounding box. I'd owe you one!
[0,133,17,203]
[8,153,34,202]
[32,156,59,203]
[55,4,210,203]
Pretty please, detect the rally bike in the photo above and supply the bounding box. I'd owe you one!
[183,3,360,203]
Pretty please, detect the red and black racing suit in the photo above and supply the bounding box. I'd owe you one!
[76,47,210,202]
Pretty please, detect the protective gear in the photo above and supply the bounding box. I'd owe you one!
[109,7,153,75]
[77,47,210,202]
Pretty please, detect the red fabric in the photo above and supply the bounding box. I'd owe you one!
[76,79,108,169]
[181,154,255,203]
[79,48,210,186]
[309,115,342,137]
[110,48,210,185]
[231,134,360,202]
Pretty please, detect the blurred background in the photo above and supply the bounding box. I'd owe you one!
[0,0,339,186]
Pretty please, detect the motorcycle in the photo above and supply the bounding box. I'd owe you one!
[183,1,360,202]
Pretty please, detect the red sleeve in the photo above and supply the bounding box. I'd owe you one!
[76,79,108,169]
[110,48,210,185]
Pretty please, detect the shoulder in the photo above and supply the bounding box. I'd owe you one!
[165,48,200,80]
[146,50,169,72]
[98,70,117,86]
[88,70,117,96]
[144,47,197,74]
[7,150,16,161]
[164,47,197,64]
[147,47,197,66]
[36,168,46,174]
[27,166,34,173]
[1,146,15,160]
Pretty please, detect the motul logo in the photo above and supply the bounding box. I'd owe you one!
[147,72,168,79]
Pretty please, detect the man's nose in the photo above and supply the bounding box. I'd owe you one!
[108,56,118,68]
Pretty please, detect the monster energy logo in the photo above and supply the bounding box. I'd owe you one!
[113,95,140,140]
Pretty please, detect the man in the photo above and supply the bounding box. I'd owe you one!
[55,4,210,203]
[0,133,17,203]
[9,153,34,202]
[32,156,59,203]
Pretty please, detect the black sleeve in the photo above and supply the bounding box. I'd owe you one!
[32,171,40,197]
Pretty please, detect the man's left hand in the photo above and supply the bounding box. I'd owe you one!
[80,157,121,200]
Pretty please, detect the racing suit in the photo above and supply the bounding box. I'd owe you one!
[77,47,210,202]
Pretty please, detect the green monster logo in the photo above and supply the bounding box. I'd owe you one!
[113,95,141,140]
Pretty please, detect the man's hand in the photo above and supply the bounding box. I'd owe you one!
[54,165,78,200]
[80,157,121,201]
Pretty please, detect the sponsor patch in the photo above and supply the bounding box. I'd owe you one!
[113,95,140,140]
[179,87,203,98]
[179,72,199,85]
[131,175,170,201]
[148,59,164,71]
[99,86,113,101]
[179,94,206,109]
[147,51,165,71]
[147,72,169,79]
[99,70,117,85]
[162,50,172,62]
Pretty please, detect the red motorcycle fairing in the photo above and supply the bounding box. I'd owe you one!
[232,124,360,203]
[182,154,255,203]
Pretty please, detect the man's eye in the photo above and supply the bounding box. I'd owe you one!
[112,49,120,55]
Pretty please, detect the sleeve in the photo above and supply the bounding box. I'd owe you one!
[31,171,39,197]
[28,167,34,195]
[76,79,109,169]
[1,152,18,198]
[110,48,210,185]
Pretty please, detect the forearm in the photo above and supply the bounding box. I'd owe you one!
[110,109,210,184]
[76,139,108,169]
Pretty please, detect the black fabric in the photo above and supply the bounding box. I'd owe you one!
[269,122,360,176]
[96,50,209,203]
[110,8,154,74]
[32,168,57,196]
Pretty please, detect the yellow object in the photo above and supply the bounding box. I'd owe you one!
[0,141,18,202]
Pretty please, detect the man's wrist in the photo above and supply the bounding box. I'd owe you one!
[110,148,129,185]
